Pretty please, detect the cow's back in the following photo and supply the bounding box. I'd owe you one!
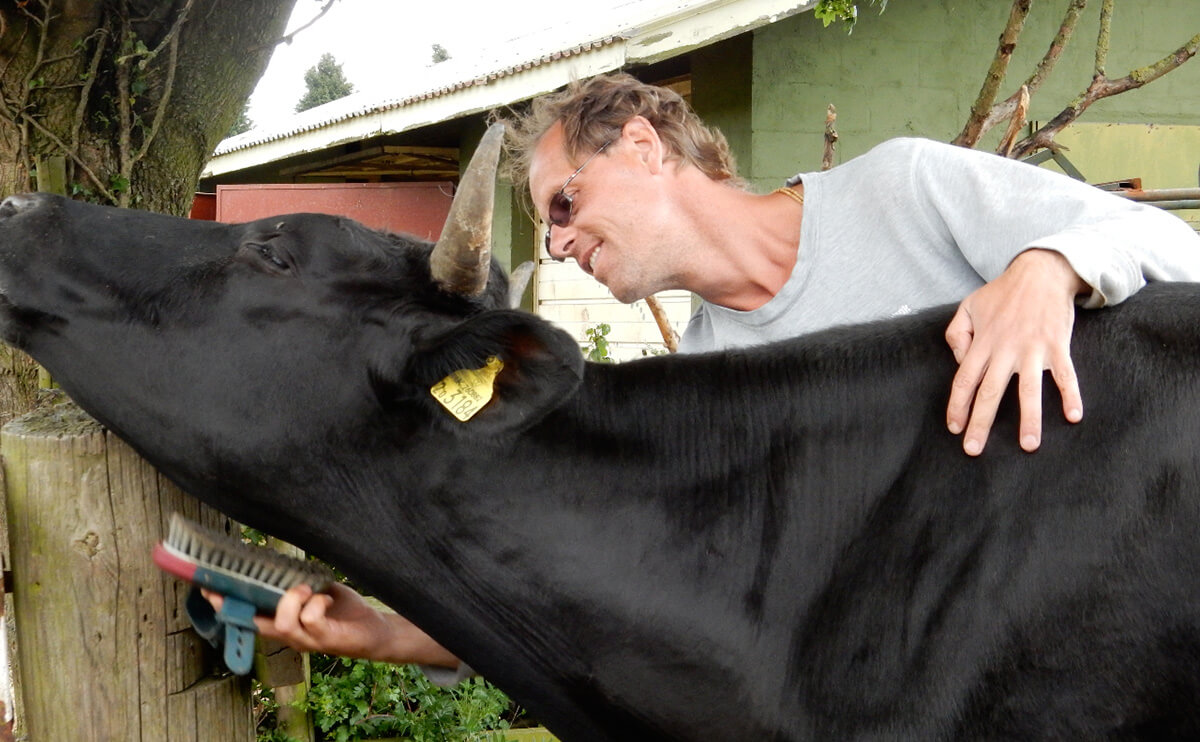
[776,281,1200,740]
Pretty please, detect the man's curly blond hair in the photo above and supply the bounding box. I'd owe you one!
[495,73,744,215]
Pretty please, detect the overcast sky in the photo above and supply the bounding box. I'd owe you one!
[247,0,638,129]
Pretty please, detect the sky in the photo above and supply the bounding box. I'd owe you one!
[247,0,644,130]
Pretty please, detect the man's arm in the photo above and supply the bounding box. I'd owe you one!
[204,583,460,668]
[908,139,1200,455]
[944,249,1087,456]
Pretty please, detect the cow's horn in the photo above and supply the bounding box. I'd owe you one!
[430,123,504,296]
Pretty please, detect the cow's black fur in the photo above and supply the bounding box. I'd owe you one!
[0,192,1198,740]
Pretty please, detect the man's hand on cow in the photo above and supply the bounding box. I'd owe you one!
[202,582,460,668]
[944,248,1088,456]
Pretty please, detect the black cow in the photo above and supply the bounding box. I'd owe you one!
[0,126,1198,740]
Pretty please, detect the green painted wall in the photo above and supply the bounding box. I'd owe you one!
[691,34,754,179]
[744,0,1200,190]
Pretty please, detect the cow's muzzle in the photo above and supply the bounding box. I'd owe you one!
[0,193,46,220]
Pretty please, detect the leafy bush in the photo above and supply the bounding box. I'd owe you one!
[242,495,523,740]
[302,656,517,742]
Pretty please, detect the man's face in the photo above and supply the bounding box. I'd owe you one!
[528,122,667,303]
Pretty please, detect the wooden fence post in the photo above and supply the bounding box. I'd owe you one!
[258,537,314,742]
[0,399,253,740]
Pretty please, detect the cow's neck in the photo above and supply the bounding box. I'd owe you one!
[362,315,954,738]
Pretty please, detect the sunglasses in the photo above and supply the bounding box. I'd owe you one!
[544,140,613,252]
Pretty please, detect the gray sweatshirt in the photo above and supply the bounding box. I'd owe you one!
[680,137,1200,352]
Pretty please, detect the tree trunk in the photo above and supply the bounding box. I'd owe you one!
[0,5,300,737]
[0,0,298,215]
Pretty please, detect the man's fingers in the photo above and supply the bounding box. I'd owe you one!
[272,584,314,633]
[961,364,1010,457]
[1051,355,1084,424]
[1016,361,1045,453]
[298,593,335,632]
[1015,355,1082,454]
[944,306,974,364]
[953,362,1081,456]
[946,348,986,437]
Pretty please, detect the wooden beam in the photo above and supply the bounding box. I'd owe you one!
[280,146,459,180]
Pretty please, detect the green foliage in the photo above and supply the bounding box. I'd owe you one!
[241,524,269,546]
[304,657,515,742]
[584,322,674,360]
[68,182,96,201]
[813,0,887,30]
[583,323,613,363]
[253,681,297,742]
[295,52,355,113]
[228,100,255,138]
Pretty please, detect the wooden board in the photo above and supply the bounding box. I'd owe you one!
[1,401,252,740]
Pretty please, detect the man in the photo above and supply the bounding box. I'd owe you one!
[210,73,1200,677]
[514,74,1199,456]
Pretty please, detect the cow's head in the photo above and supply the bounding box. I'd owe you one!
[0,125,583,527]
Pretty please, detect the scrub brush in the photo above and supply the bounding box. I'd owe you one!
[152,512,334,674]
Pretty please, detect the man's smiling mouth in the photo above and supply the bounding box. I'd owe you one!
[584,244,602,275]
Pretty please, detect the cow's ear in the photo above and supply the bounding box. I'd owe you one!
[404,310,585,433]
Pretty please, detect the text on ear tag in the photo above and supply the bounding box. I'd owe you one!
[430,356,504,421]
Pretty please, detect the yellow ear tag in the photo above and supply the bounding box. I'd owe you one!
[430,356,505,422]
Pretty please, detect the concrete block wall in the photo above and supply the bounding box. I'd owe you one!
[740,0,1200,190]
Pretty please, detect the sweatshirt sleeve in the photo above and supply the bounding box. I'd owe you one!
[420,661,477,687]
[905,138,1200,308]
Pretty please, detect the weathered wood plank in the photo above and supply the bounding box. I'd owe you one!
[109,432,167,740]
[2,401,253,739]
[167,682,199,742]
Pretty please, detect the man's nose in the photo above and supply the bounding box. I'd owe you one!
[545,225,573,263]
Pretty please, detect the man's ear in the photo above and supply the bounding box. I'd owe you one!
[404,310,585,434]
[622,115,666,174]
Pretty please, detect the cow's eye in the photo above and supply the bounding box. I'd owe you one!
[239,241,293,274]
[257,244,289,269]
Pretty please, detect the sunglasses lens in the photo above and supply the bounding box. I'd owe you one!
[548,192,572,227]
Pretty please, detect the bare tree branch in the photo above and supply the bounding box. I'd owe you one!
[115,0,133,203]
[995,84,1028,156]
[644,295,679,353]
[1094,0,1113,77]
[70,28,108,152]
[1010,30,1200,159]
[952,0,1031,148]
[137,0,193,70]
[822,103,838,170]
[134,14,179,163]
[21,111,116,201]
[977,0,1087,141]
[252,0,337,51]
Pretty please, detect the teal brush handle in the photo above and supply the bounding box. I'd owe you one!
[217,596,258,675]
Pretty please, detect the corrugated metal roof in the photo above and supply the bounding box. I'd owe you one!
[206,0,814,177]
[214,34,627,157]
